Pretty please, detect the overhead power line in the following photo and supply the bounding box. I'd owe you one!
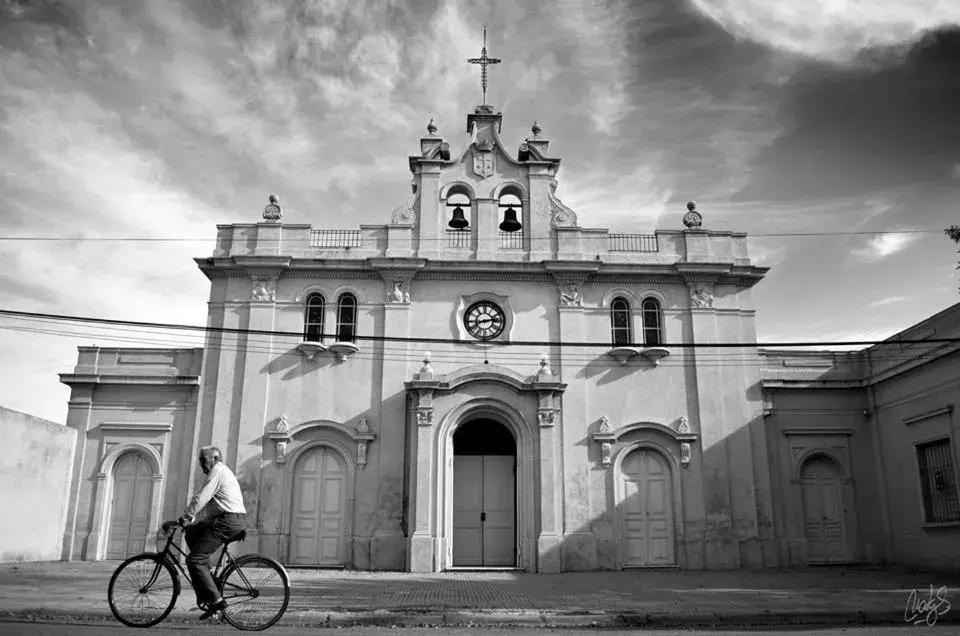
[1,308,957,349]
[0,229,944,243]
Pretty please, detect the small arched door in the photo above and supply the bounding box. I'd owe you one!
[290,446,347,566]
[800,455,849,563]
[620,448,675,567]
[106,452,153,559]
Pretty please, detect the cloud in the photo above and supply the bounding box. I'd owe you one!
[866,295,911,308]
[952,163,960,180]
[687,0,960,66]
[852,232,918,262]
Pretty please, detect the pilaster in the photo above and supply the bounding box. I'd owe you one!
[61,386,94,560]
[235,270,281,550]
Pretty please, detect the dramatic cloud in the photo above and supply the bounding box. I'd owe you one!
[688,0,960,65]
[0,0,957,422]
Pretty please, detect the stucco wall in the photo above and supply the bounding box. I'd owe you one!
[871,351,960,570]
[0,405,76,563]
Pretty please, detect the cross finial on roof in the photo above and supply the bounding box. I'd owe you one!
[467,24,501,106]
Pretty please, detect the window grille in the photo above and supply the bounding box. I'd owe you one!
[917,438,960,522]
[498,231,523,250]
[446,229,470,248]
[607,233,658,252]
[310,230,362,248]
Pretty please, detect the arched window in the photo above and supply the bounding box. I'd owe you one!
[303,293,325,342]
[641,297,663,346]
[610,297,632,347]
[336,293,358,343]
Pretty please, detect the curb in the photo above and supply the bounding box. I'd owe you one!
[4,608,960,629]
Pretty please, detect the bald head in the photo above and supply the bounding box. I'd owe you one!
[199,446,222,474]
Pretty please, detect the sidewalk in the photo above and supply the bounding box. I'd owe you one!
[1,560,958,629]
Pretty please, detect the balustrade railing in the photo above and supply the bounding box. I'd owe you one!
[607,233,658,252]
[498,231,524,250]
[310,229,362,248]
[445,229,470,248]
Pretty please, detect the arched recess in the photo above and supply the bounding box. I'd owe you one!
[90,443,164,561]
[610,440,684,569]
[294,284,332,304]
[601,288,637,308]
[434,397,537,572]
[278,439,356,567]
[792,451,857,564]
[439,181,477,201]
[490,180,528,200]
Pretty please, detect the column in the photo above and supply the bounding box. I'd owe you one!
[554,275,595,570]
[686,278,740,568]
[234,272,280,551]
[372,284,413,569]
[537,391,562,573]
[62,384,94,560]
[407,388,436,572]
[476,197,497,261]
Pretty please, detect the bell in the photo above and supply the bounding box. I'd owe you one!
[448,205,469,230]
[499,206,522,232]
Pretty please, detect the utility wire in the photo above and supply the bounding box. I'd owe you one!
[0,229,944,243]
[1,308,957,349]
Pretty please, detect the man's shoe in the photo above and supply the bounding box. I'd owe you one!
[198,599,226,620]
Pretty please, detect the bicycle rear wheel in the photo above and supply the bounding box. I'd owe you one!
[218,554,290,631]
[107,553,180,627]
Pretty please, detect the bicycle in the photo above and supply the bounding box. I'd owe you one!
[107,521,291,631]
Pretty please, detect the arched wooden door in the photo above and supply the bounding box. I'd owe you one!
[290,446,347,566]
[620,448,675,567]
[106,452,153,559]
[801,456,849,563]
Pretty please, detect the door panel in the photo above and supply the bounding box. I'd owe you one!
[453,456,484,566]
[107,453,153,559]
[482,456,516,566]
[621,449,675,567]
[291,447,346,566]
[801,456,848,563]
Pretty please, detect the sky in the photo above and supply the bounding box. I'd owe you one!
[1,0,959,423]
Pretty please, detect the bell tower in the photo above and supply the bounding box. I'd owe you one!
[405,26,563,261]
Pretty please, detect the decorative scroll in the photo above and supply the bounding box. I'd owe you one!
[548,179,577,228]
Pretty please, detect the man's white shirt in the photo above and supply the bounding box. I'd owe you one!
[182,462,247,522]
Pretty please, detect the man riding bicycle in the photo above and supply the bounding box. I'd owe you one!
[170,445,247,620]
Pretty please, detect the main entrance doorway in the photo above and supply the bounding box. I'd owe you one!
[452,419,516,567]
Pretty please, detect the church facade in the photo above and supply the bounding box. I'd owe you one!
[56,100,960,572]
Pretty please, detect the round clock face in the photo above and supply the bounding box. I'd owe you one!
[464,301,506,341]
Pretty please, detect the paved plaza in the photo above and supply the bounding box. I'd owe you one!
[1,561,958,628]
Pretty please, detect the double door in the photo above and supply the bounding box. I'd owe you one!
[452,455,516,567]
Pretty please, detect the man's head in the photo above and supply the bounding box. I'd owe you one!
[198,446,222,475]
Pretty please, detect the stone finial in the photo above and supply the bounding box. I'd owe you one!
[427,117,438,135]
[420,352,434,375]
[538,352,552,377]
[357,416,369,434]
[275,414,289,433]
[262,194,282,223]
[682,200,703,229]
[531,120,542,136]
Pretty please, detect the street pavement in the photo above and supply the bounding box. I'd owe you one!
[0,560,958,630]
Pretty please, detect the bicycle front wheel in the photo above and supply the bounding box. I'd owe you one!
[218,554,291,631]
[107,553,180,627]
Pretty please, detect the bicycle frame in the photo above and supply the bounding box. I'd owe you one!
[150,526,237,597]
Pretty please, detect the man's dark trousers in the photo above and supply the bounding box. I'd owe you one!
[185,512,246,607]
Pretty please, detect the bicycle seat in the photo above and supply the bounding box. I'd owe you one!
[225,530,247,545]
